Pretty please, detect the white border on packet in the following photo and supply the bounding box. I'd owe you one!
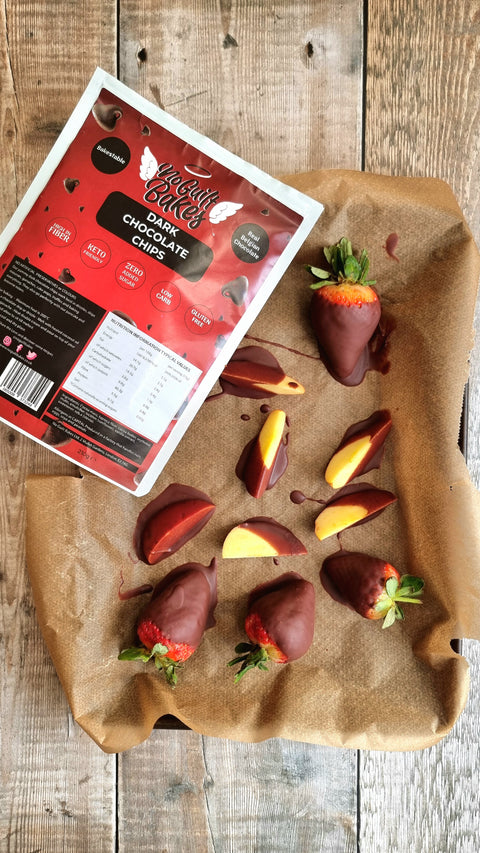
[0,68,323,495]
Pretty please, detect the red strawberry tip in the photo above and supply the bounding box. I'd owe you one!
[227,642,270,683]
[118,642,183,687]
[376,574,424,629]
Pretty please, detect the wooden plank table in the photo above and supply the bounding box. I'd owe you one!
[1,1,480,850]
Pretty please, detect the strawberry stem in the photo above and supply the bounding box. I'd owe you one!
[228,642,271,683]
[377,574,424,628]
[306,237,376,288]
[118,642,183,687]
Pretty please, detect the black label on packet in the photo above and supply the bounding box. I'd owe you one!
[0,257,105,416]
[96,191,214,282]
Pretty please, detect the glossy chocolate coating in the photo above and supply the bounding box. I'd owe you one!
[235,517,307,555]
[220,345,293,399]
[328,482,396,510]
[247,571,315,661]
[134,483,215,563]
[317,483,397,528]
[320,550,387,612]
[327,409,392,483]
[139,558,217,647]
[310,291,381,386]
[236,430,288,498]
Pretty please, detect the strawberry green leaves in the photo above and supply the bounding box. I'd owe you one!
[375,575,424,629]
[321,552,424,630]
[227,642,270,683]
[306,236,376,288]
[118,642,182,686]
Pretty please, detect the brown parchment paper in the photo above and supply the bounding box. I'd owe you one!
[25,170,480,753]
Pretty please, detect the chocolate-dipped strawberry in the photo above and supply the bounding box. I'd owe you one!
[119,558,217,685]
[236,409,288,498]
[321,551,423,628]
[325,409,392,489]
[219,346,304,399]
[306,237,381,386]
[228,572,315,682]
[135,483,215,565]
[314,483,397,541]
[222,517,307,558]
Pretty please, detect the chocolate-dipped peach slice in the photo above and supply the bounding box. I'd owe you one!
[135,483,215,565]
[222,517,307,558]
[237,409,288,498]
[220,346,304,398]
[228,571,315,681]
[314,484,397,541]
[325,409,392,489]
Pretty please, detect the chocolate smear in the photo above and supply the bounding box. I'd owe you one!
[118,571,153,600]
[383,233,400,261]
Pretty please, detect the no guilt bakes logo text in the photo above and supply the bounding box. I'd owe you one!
[140,148,220,230]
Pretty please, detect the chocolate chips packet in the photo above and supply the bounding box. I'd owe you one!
[0,68,322,495]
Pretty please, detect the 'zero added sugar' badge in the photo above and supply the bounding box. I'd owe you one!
[81,239,111,268]
[45,217,77,247]
[116,260,146,290]
[150,281,181,312]
[184,305,214,335]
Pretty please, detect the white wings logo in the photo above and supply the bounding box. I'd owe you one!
[139,146,158,181]
[139,149,243,225]
[208,201,243,224]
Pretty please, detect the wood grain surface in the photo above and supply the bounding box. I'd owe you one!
[1,1,479,851]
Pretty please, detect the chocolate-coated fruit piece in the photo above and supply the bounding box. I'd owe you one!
[325,409,392,489]
[92,102,123,131]
[228,571,315,681]
[220,346,303,400]
[142,498,216,564]
[221,275,248,305]
[306,238,381,386]
[238,409,288,498]
[222,517,307,558]
[119,559,217,685]
[314,486,397,541]
[321,550,424,628]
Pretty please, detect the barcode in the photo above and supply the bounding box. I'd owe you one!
[0,358,54,411]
